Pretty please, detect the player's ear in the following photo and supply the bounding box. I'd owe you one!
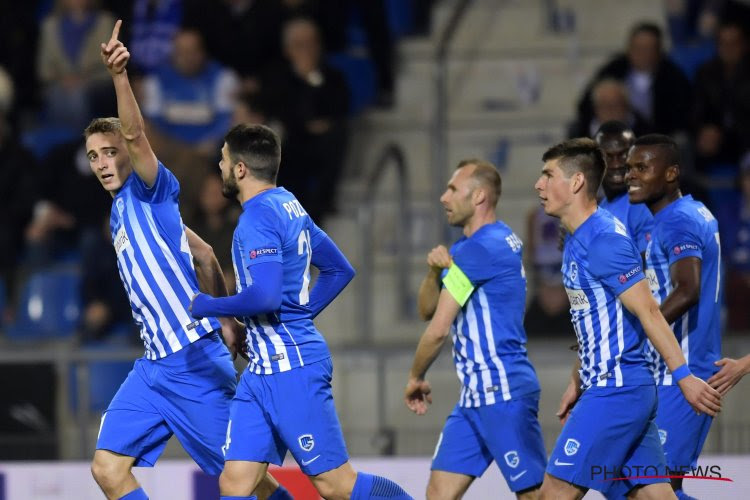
[570,172,585,195]
[665,164,680,183]
[472,186,487,206]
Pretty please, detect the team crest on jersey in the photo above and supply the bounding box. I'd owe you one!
[564,438,580,456]
[298,434,315,452]
[116,198,125,216]
[504,450,520,468]
[568,262,578,283]
[658,429,667,445]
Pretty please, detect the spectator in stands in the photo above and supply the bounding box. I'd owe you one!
[0,68,38,319]
[717,155,750,330]
[575,22,692,135]
[568,79,651,138]
[127,0,184,75]
[523,205,571,337]
[264,17,349,225]
[142,28,239,152]
[183,0,285,92]
[37,0,117,130]
[187,173,240,290]
[79,215,136,343]
[693,21,750,174]
[0,2,39,127]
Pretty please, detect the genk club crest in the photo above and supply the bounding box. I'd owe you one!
[298,433,315,452]
[504,450,520,468]
[564,438,580,456]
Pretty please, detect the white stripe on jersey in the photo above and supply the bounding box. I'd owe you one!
[581,302,598,386]
[118,244,169,357]
[142,205,202,342]
[681,312,690,366]
[278,315,304,367]
[593,285,613,387]
[240,261,271,374]
[614,300,624,385]
[465,301,495,405]
[125,200,183,351]
[455,311,480,407]
[116,264,157,359]
[258,314,291,372]
[477,290,511,401]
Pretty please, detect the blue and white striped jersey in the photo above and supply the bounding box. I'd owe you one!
[232,188,331,374]
[562,208,654,389]
[643,195,721,383]
[600,192,654,254]
[110,163,220,359]
[444,222,541,408]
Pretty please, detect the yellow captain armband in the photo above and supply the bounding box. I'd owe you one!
[442,263,475,306]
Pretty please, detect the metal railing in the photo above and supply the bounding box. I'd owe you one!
[357,143,413,343]
[431,0,474,244]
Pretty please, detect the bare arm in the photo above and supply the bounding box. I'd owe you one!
[405,289,461,415]
[101,20,158,186]
[557,357,582,424]
[187,227,245,359]
[417,245,452,321]
[417,269,441,321]
[660,257,701,324]
[619,280,721,415]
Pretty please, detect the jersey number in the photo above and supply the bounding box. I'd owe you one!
[298,230,312,305]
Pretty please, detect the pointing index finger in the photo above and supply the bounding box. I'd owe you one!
[110,19,122,42]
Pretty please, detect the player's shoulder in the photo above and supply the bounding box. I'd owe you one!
[659,196,715,232]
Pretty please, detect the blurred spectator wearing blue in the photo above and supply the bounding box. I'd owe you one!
[576,22,692,136]
[666,0,719,80]
[36,0,117,131]
[128,0,184,75]
[693,21,750,177]
[264,17,349,225]
[568,79,651,138]
[0,67,38,322]
[141,28,239,151]
[183,0,285,93]
[717,156,750,330]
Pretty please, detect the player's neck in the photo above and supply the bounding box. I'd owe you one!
[239,181,276,204]
[647,188,681,215]
[561,200,597,234]
[463,210,496,237]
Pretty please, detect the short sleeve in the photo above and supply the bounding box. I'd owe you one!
[588,232,645,296]
[130,162,180,204]
[658,213,704,266]
[236,205,283,268]
[451,239,504,286]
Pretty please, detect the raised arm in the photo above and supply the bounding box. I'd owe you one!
[101,20,158,186]
[619,280,721,416]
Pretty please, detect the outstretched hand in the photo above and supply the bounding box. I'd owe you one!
[100,20,129,75]
[708,357,750,396]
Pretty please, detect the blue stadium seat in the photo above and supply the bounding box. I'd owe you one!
[6,268,82,339]
[327,52,377,114]
[21,126,77,160]
[385,0,414,38]
[69,354,132,414]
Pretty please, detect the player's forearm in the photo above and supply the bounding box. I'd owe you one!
[570,357,582,387]
[193,250,228,298]
[659,284,699,325]
[640,301,688,372]
[409,326,448,380]
[417,269,441,321]
[308,236,355,317]
[113,72,146,143]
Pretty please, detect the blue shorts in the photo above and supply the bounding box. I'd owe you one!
[223,357,348,476]
[546,384,668,497]
[431,394,546,492]
[655,385,713,470]
[96,332,236,475]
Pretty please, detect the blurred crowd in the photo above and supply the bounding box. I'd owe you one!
[527,0,750,336]
[0,0,431,343]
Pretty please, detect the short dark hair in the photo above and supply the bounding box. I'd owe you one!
[457,158,502,207]
[542,138,606,198]
[629,22,663,46]
[84,117,121,139]
[595,120,635,147]
[633,133,680,166]
[224,124,281,183]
